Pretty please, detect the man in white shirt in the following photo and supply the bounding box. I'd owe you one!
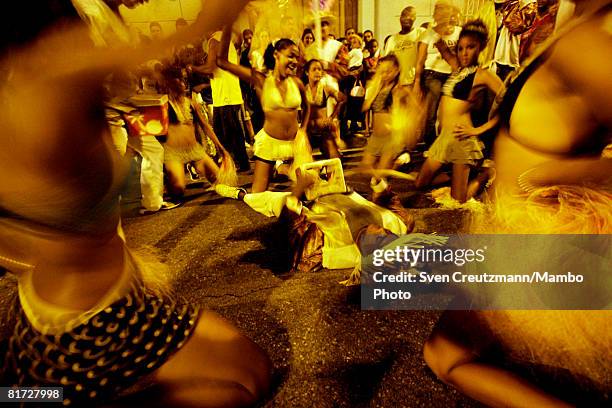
[76,0,179,213]
[383,6,423,87]
[194,30,250,171]
[319,18,343,73]
[414,1,461,145]
[310,16,349,126]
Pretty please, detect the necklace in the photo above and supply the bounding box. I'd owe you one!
[170,96,193,124]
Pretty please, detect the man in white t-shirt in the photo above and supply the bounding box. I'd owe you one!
[193,30,250,171]
[77,0,180,213]
[383,6,424,87]
[319,19,343,73]
[310,16,350,122]
[414,1,460,145]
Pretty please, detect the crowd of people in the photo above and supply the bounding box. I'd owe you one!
[95,0,571,214]
[0,0,610,407]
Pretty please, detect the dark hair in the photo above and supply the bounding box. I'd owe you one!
[383,34,392,48]
[263,38,296,70]
[160,64,186,98]
[175,18,187,27]
[365,39,378,54]
[364,29,374,36]
[301,59,322,84]
[378,54,401,86]
[150,21,162,30]
[243,29,253,37]
[459,19,488,49]
[378,54,399,67]
[301,28,314,42]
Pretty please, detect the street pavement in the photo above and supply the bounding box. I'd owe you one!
[112,141,481,407]
[0,141,482,407]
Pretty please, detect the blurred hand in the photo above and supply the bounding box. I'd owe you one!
[412,83,423,101]
[295,168,317,190]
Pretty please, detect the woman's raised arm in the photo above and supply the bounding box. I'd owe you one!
[217,24,264,88]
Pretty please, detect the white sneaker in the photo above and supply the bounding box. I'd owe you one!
[139,201,181,215]
[160,201,181,210]
[215,184,246,199]
[394,152,411,166]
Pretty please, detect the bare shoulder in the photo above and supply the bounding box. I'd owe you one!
[251,69,266,89]
[292,76,306,91]
[476,67,503,92]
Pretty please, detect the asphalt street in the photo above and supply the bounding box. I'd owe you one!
[112,148,481,407]
[0,144,482,407]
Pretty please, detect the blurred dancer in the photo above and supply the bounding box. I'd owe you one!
[0,1,271,406]
[303,59,346,159]
[360,55,411,201]
[424,1,612,406]
[160,65,225,198]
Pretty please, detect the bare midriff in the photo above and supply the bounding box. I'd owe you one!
[310,106,328,122]
[263,109,299,140]
[166,123,198,148]
[372,111,391,137]
[437,96,472,131]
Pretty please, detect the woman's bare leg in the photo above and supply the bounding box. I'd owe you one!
[194,155,220,184]
[165,161,188,197]
[465,167,492,200]
[424,328,572,408]
[323,137,340,159]
[451,163,471,203]
[361,152,378,171]
[153,311,272,408]
[251,160,273,193]
[415,158,443,189]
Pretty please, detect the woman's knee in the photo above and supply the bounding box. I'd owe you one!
[423,336,445,380]
[167,180,186,196]
[423,335,456,384]
[423,332,475,385]
[415,172,428,189]
[197,312,272,399]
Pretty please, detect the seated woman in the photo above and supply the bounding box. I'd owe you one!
[303,59,346,159]
[415,20,503,203]
[0,1,271,406]
[159,64,226,198]
[424,2,612,406]
[216,24,311,194]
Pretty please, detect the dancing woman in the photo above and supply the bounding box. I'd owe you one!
[415,20,503,203]
[360,54,409,201]
[0,1,271,406]
[424,2,612,407]
[216,24,311,194]
[303,58,346,159]
[160,65,226,197]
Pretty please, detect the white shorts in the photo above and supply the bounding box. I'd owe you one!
[253,129,294,163]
